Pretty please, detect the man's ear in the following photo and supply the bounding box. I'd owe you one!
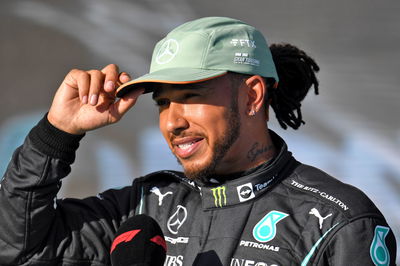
[244,75,268,120]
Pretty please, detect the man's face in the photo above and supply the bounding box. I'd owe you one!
[153,75,243,181]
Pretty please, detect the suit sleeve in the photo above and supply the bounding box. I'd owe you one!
[0,115,138,265]
[318,217,397,266]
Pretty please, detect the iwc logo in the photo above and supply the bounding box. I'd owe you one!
[237,183,255,202]
[370,225,390,266]
[156,39,179,64]
[253,211,288,243]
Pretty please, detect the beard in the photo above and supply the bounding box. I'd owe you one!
[176,95,241,182]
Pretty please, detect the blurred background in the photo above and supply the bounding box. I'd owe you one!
[1,0,399,261]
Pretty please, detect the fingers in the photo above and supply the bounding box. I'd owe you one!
[65,69,101,105]
[112,88,145,120]
[118,72,131,85]
[101,64,119,93]
[75,71,90,104]
[86,70,104,105]
[71,64,131,106]
[50,64,135,134]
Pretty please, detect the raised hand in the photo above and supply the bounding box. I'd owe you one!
[48,64,143,135]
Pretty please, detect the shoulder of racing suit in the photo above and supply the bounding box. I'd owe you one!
[277,163,397,265]
[283,163,382,217]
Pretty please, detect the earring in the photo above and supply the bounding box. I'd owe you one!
[249,109,256,116]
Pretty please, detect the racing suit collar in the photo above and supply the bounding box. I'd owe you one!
[200,130,297,209]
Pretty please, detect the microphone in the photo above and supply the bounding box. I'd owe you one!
[110,214,167,266]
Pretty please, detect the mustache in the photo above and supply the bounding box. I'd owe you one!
[169,132,205,142]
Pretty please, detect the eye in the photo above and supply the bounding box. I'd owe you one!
[154,98,170,107]
[183,93,200,100]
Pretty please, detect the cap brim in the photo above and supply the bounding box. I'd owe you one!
[116,68,227,97]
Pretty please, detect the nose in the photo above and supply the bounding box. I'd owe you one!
[163,102,189,135]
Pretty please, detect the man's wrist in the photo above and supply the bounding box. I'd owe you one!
[28,113,85,164]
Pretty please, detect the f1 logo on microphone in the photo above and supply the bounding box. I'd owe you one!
[237,183,255,202]
[110,229,141,254]
[110,230,167,254]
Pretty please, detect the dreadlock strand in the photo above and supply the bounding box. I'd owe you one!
[269,43,320,130]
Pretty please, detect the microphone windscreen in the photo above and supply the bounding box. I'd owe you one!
[110,214,167,266]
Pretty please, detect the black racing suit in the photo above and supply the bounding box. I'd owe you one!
[0,116,397,266]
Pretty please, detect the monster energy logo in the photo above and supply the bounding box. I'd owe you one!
[370,225,390,266]
[211,186,227,207]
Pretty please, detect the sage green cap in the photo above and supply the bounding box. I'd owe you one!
[117,16,279,97]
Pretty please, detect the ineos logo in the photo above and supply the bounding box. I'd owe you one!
[156,39,179,65]
[230,258,277,266]
[167,205,187,234]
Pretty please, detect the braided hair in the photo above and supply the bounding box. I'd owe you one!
[268,43,320,129]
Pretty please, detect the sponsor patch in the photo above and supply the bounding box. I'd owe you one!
[165,255,184,266]
[370,225,390,266]
[237,183,255,202]
[254,175,276,192]
[309,208,332,230]
[150,186,173,206]
[230,257,279,266]
[230,39,257,48]
[239,240,280,252]
[233,53,260,67]
[290,180,349,211]
[211,186,227,207]
[253,211,288,243]
[167,205,187,235]
[165,236,189,245]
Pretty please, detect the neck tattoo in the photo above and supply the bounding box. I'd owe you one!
[247,142,274,162]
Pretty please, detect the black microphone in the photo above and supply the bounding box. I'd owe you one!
[110,214,167,266]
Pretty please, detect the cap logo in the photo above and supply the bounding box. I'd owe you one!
[233,53,260,67]
[230,39,256,48]
[156,38,179,65]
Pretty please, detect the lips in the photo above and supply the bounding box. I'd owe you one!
[172,136,204,159]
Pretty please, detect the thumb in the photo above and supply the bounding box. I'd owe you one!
[112,89,145,120]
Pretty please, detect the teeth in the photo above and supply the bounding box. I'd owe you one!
[178,142,194,149]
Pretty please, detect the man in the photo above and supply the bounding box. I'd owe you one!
[0,17,396,265]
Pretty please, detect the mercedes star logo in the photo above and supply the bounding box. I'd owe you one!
[156,38,179,65]
[167,205,187,234]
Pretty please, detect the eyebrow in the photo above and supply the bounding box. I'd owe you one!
[152,83,212,100]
